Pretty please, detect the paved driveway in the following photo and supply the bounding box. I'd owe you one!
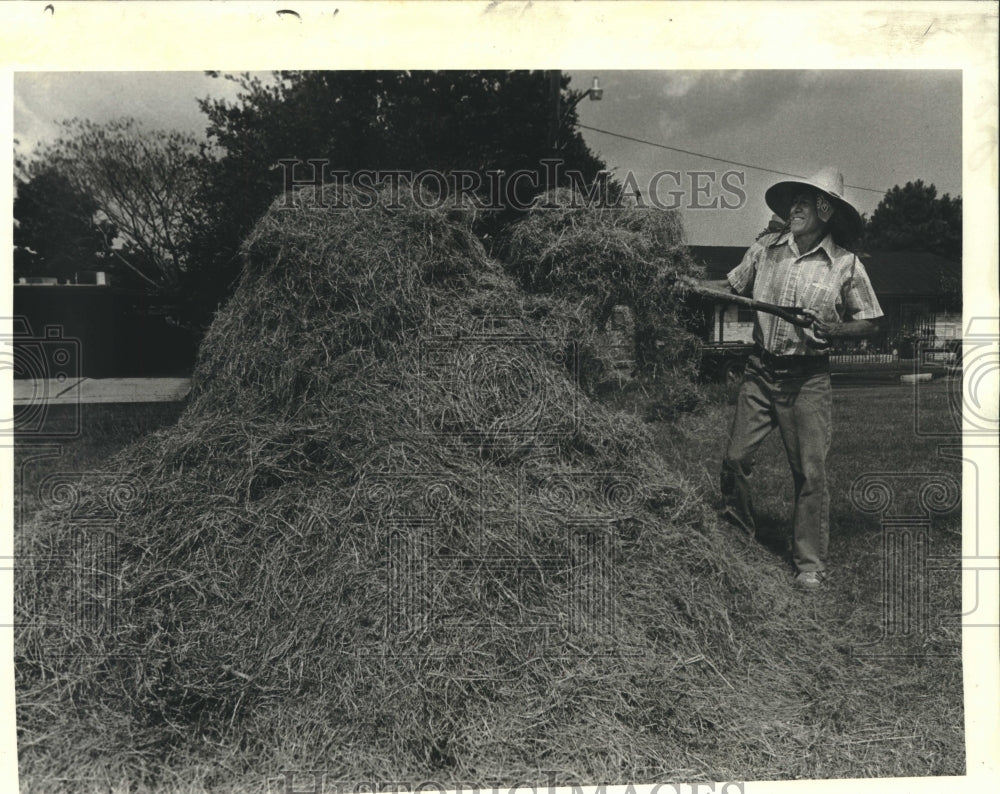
[12,377,192,405]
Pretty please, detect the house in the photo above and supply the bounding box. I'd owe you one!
[687,245,962,354]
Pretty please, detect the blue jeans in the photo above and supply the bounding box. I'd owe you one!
[720,355,832,572]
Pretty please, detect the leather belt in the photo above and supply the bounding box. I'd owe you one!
[753,347,829,378]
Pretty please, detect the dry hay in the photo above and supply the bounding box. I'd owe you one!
[17,182,852,790]
[503,188,706,414]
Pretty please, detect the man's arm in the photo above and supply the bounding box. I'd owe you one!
[808,315,883,340]
[826,258,884,340]
[679,238,759,297]
[701,278,736,292]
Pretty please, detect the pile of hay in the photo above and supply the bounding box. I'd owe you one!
[17,183,842,789]
[502,189,705,414]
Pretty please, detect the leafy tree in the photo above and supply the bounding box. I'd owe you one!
[863,180,962,311]
[864,180,962,261]
[188,70,611,324]
[26,118,204,294]
[14,164,115,282]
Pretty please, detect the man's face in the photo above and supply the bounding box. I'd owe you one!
[788,190,825,238]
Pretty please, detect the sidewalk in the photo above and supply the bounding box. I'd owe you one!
[12,377,191,405]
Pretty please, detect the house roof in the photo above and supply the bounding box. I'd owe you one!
[688,245,959,298]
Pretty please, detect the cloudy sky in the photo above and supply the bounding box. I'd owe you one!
[570,69,962,244]
[14,71,246,151]
[14,69,961,246]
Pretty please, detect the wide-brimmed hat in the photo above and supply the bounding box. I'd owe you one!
[765,167,864,243]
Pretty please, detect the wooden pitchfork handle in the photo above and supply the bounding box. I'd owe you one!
[684,283,831,350]
[685,284,816,328]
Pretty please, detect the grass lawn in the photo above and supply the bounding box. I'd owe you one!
[13,380,965,788]
[645,377,964,777]
[14,403,185,529]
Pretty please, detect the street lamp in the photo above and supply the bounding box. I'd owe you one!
[586,75,604,102]
[547,72,602,153]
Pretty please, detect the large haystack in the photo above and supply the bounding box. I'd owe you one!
[17,183,843,790]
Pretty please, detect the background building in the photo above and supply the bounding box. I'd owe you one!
[689,245,962,355]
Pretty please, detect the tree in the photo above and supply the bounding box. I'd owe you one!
[864,180,962,311]
[14,164,115,283]
[864,180,962,261]
[26,118,204,294]
[187,70,611,324]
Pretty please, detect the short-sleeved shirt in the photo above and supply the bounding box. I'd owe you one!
[727,231,883,356]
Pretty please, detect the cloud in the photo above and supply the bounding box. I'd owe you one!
[13,71,256,153]
[571,70,961,245]
[13,90,48,156]
[654,71,809,140]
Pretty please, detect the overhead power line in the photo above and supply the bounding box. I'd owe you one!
[578,123,887,195]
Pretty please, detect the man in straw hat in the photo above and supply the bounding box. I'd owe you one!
[681,167,883,590]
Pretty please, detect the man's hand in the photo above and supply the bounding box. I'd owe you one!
[802,308,834,339]
[802,309,882,340]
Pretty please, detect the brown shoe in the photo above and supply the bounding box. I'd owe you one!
[794,571,827,590]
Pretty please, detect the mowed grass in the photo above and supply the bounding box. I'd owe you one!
[646,376,964,777]
[14,380,965,789]
[14,403,185,530]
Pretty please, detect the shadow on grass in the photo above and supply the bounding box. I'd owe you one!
[752,514,793,562]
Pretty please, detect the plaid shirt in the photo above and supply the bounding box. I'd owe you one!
[727,231,883,356]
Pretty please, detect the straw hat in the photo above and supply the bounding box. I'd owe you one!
[765,167,864,243]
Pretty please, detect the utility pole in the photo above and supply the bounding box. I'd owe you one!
[547,69,561,156]
[547,71,603,156]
